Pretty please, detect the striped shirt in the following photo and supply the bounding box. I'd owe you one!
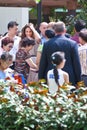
[78,44,87,75]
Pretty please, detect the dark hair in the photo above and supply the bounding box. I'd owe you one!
[74,20,86,32]
[79,29,87,42]
[21,37,35,47]
[45,29,55,38]
[7,21,18,30]
[51,51,65,86]
[51,51,65,65]
[0,52,13,61]
[21,25,34,39]
[1,37,14,48]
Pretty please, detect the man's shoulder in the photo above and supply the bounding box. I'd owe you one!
[54,35,76,43]
[1,35,21,41]
[44,36,77,48]
[63,37,78,46]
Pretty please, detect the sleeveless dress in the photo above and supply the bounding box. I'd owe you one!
[47,69,65,94]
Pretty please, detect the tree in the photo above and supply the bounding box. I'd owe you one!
[77,0,87,23]
[65,0,87,34]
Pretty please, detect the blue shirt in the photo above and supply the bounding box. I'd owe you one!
[0,70,6,79]
[40,34,47,44]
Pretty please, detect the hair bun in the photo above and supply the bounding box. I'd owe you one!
[1,54,6,60]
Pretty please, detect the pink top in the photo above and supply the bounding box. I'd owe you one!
[71,33,79,43]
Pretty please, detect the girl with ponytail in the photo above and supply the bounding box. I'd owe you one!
[47,51,69,94]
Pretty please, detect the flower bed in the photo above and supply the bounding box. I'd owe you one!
[0,79,87,130]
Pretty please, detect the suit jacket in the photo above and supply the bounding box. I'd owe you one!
[38,35,81,85]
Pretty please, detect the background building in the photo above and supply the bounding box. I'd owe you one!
[0,7,29,34]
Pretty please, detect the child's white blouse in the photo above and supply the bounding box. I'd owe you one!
[47,69,65,94]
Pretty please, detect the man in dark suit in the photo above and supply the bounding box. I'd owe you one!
[38,21,81,85]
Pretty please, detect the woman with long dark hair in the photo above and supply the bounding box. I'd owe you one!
[21,24,41,82]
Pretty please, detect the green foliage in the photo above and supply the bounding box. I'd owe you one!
[30,7,37,19]
[35,0,41,4]
[77,0,87,22]
[65,0,87,34]
[27,0,41,3]
[0,80,87,130]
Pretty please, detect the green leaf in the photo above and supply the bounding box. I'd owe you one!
[35,0,41,4]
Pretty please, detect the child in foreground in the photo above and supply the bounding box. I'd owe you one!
[47,51,69,94]
[0,52,13,79]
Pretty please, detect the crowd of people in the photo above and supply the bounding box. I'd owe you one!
[0,19,87,94]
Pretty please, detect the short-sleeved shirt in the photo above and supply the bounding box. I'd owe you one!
[15,49,30,79]
[78,44,87,75]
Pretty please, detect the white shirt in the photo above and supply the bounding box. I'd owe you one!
[0,47,4,56]
[78,44,87,75]
[47,69,65,94]
[40,34,47,44]
[9,36,21,60]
